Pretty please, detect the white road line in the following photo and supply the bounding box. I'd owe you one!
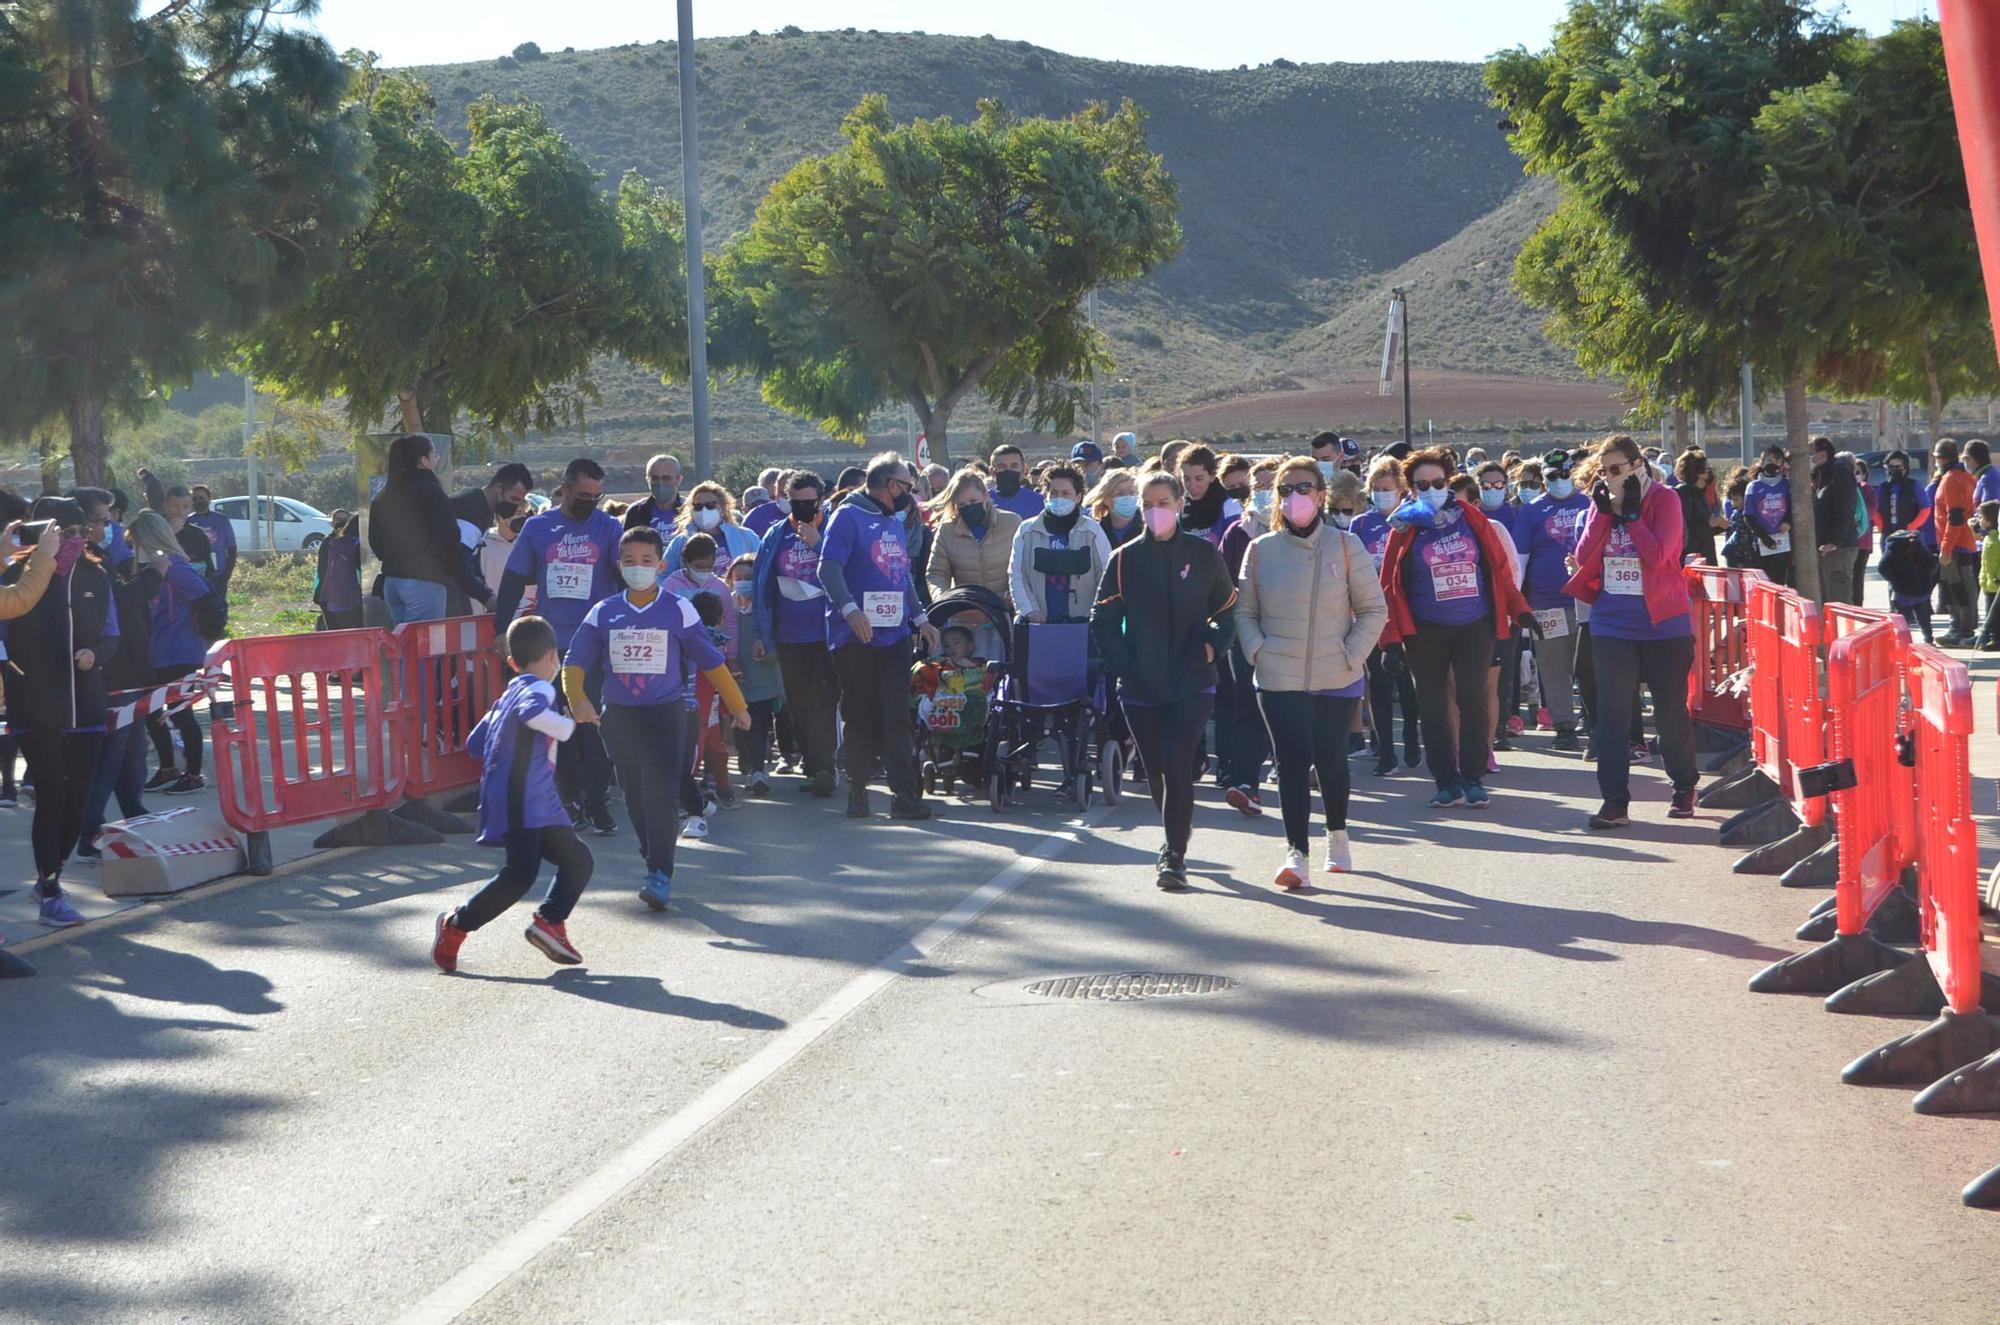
[386,806,1114,1325]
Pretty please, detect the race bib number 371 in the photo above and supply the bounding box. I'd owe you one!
[548,561,592,601]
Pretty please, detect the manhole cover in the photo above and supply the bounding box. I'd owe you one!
[1021,973,1237,1002]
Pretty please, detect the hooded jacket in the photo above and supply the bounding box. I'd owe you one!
[2,549,119,732]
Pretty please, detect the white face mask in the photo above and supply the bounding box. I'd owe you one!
[1371,489,1398,512]
[1420,486,1450,512]
[621,563,658,591]
[693,507,722,531]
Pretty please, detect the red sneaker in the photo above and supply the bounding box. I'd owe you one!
[1225,785,1264,817]
[431,910,468,973]
[525,915,582,965]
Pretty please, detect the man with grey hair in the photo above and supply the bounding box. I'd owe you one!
[816,452,939,819]
[744,467,791,538]
[922,462,950,500]
[623,452,684,539]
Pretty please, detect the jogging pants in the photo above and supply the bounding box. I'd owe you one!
[19,729,103,886]
[1757,550,1792,588]
[453,826,592,932]
[1125,693,1214,857]
[80,721,149,851]
[1365,646,1420,760]
[554,667,613,813]
[1403,617,1493,790]
[147,663,204,776]
[832,638,920,801]
[1257,690,1359,850]
[1943,552,1981,636]
[1214,642,1268,793]
[1819,548,1856,608]
[1528,607,1579,729]
[734,698,776,775]
[777,641,841,781]
[1591,634,1698,803]
[601,703,688,877]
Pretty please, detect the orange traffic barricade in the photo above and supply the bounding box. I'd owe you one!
[1684,565,1766,733]
[397,615,505,802]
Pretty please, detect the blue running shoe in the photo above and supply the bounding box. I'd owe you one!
[637,871,672,911]
[1461,780,1490,808]
[1428,784,1464,809]
[37,889,85,928]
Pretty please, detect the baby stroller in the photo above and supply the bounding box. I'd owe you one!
[912,587,1007,798]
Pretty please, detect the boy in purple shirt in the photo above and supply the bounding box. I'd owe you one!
[431,616,593,972]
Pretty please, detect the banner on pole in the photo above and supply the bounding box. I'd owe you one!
[1378,294,1404,397]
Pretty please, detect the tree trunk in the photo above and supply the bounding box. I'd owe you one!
[397,390,426,435]
[38,430,66,496]
[909,389,950,469]
[66,395,106,488]
[1672,406,1689,455]
[1925,335,1945,447]
[1783,374,1822,603]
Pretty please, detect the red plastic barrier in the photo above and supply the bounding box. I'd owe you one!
[1745,577,1789,787]
[1822,602,1891,645]
[1774,588,1827,829]
[1908,644,1983,1016]
[1939,0,2000,366]
[210,628,408,836]
[1684,565,1767,731]
[1827,615,1914,936]
[397,615,504,799]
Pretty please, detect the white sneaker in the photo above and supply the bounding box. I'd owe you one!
[1323,830,1352,874]
[1274,849,1308,892]
[701,795,720,819]
[681,815,709,840]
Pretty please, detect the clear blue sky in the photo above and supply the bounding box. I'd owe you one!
[314,0,1939,70]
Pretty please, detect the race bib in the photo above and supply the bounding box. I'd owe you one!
[1766,531,1791,555]
[863,590,904,628]
[609,628,668,675]
[1533,607,1571,639]
[1430,563,1479,601]
[1604,556,1644,596]
[548,561,592,601]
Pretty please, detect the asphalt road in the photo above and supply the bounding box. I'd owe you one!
[5,738,2000,1325]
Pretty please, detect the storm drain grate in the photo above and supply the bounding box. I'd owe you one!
[1022,972,1238,1002]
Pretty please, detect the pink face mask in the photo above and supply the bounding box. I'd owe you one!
[54,534,87,575]
[1145,506,1179,538]
[1283,492,1320,527]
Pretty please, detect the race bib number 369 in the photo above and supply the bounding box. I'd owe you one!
[1604,556,1644,597]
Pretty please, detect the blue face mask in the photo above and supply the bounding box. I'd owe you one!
[1371,489,1398,512]
[1479,488,1506,511]
[1111,494,1140,520]
[1420,486,1451,512]
[1047,496,1078,518]
[1547,477,1575,500]
[1316,460,1335,482]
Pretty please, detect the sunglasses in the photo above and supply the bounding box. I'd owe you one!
[1411,478,1451,492]
[692,502,720,512]
[1274,481,1321,497]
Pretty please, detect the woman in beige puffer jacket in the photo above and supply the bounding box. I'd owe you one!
[1236,457,1389,885]
[925,466,1021,623]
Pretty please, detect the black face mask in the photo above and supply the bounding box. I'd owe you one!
[1226,485,1251,504]
[1888,469,1907,481]
[994,470,1023,497]
[791,498,820,523]
[959,502,987,527]
[566,498,597,520]
[1761,466,1780,479]
[893,489,914,513]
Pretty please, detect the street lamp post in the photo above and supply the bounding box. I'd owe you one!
[676,0,711,481]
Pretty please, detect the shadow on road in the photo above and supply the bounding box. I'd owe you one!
[448,968,788,1028]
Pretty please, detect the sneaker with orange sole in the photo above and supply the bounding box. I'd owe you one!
[525,915,582,965]
[1274,848,1308,892]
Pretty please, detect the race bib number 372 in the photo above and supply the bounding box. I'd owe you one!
[609,628,668,675]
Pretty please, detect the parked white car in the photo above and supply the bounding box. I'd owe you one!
[208,495,336,553]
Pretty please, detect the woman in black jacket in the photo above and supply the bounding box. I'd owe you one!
[1674,449,1724,566]
[76,532,167,859]
[367,435,488,624]
[1091,472,1237,891]
[3,498,119,926]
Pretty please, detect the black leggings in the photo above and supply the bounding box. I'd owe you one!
[734,697,776,775]
[1402,617,1493,790]
[600,703,689,876]
[1257,690,1359,850]
[147,664,203,775]
[1125,693,1214,856]
[20,729,104,887]
[453,826,592,932]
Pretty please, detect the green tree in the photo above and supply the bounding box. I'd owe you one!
[0,0,372,485]
[243,67,689,447]
[716,96,1181,467]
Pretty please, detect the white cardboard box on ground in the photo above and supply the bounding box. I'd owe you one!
[98,807,244,897]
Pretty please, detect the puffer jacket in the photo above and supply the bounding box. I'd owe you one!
[926,508,1021,610]
[1009,512,1112,622]
[1236,521,1389,693]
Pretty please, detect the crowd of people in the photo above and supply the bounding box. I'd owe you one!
[4,423,1978,970]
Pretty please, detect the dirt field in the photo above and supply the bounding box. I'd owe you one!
[1142,370,1631,437]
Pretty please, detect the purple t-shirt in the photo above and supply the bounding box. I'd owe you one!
[1513,490,1592,609]
[505,508,625,648]
[150,557,213,668]
[1350,508,1393,572]
[821,500,917,649]
[469,675,571,844]
[1406,509,1489,628]
[991,484,1045,521]
[565,589,724,709]
[1745,477,1790,540]
[765,521,828,645]
[1586,521,1694,642]
[188,510,238,575]
[743,500,786,539]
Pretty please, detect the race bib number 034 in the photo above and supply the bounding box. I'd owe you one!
[609,628,668,675]
[1431,564,1479,601]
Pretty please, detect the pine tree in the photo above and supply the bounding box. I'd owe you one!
[0,0,372,485]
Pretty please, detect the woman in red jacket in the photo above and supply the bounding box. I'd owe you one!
[1377,448,1534,810]
[1564,434,1698,829]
